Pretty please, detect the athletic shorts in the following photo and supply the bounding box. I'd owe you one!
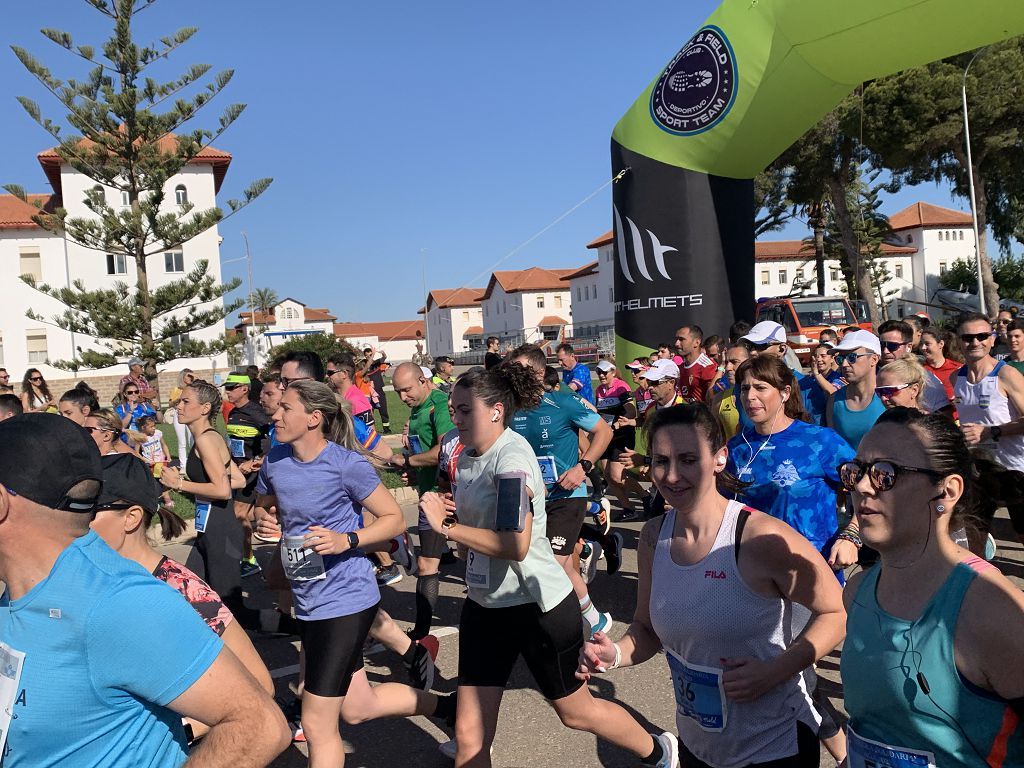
[418,527,448,559]
[458,592,583,701]
[545,497,586,556]
[601,432,635,463]
[298,603,378,697]
[679,721,819,768]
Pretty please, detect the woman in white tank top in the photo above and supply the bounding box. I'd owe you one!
[578,404,846,768]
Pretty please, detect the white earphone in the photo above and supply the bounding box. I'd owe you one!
[715,455,727,467]
[490,411,500,423]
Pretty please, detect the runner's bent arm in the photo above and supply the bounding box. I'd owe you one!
[160,432,232,500]
[305,484,405,556]
[558,417,613,490]
[420,490,534,561]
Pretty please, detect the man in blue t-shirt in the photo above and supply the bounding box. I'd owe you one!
[826,330,886,450]
[556,342,595,404]
[511,345,613,638]
[801,344,845,425]
[0,415,289,768]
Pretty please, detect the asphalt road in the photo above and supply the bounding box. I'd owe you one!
[160,506,1024,768]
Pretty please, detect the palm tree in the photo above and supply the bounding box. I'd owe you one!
[252,287,278,318]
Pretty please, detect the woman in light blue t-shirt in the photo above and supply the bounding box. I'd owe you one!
[420,364,679,768]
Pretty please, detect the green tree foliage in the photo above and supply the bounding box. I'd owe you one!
[754,162,793,237]
[251,287,279,316]
[940,256,1024,302]
[267,334,357,375]
[4,0,271,381]
[862,38,1024,316]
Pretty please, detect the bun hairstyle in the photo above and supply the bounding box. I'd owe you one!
[643,402,746,495]
[734,355,812,423]
[455,363,544,424]
[60,381,100,412]
[185,379,223,425]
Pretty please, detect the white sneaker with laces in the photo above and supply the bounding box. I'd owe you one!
[653,731,679,768]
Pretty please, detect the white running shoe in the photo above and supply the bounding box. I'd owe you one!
[580,539,602,584]
[587,611,613,640]
[653,731,679,768]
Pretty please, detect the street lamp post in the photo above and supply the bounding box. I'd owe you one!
[223,233,256,366]
[962,48,988,316]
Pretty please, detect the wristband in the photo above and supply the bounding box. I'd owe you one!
[608,642,622,670]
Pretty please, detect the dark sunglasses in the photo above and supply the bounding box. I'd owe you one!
[124,390,139,395]
[881,340,908,352]
[325,368,341,376]
[834,351,871,365]
[838,459,945,492]
[30,376,43,382]
[960,331,993,344]
[279,375,313,389]
[875,383,913,398]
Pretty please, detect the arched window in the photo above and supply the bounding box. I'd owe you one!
[174,185,188,205]
[959,230,964,240]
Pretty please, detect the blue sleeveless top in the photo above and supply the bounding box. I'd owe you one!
[843,563,1023,766]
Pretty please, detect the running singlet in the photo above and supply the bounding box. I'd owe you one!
[726,421,854,555]
[955,361,1024,471]
[0,531,222,768]
[511,389,601,501]
[595,380,635,448]
[256,442,380,620]
[843,563,1024,766]
[226,400,270,464]
[154,556,234,636]
[649,503,818,767]
[680,353,717,403]
[352,417,381,451]
[829,390,885,450]
[562,362,594,404]
[408,388,455,494]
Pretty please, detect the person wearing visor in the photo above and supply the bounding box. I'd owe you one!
[0,414,288,767]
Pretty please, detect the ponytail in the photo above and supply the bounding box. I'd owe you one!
[151,505,187,541]
[287,380,375,461]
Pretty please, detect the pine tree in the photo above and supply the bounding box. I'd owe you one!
[4,0,271,386]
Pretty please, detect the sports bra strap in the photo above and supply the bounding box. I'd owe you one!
[734,506,753,562]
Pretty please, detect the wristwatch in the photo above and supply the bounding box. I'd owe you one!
[346,531,360,549]
[991,425,1003,442]
[441,514,458,537]
[579,459,594,474]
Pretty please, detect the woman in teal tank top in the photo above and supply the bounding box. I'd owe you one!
[840,407,1024,767]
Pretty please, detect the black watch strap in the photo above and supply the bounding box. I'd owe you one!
[579,459,593,473]
[346,531,360,549]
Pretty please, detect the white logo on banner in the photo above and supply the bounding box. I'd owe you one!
[613,206,677,284]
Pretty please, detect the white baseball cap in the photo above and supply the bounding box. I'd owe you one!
[420,366,433,379]
[640,359,679,382]
[596,360,615,373]
[741,321,787,345]
[832,329,881,356]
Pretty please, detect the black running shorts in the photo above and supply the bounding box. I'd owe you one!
[458,592,584,701]
[298,603,379,698]
[545,497,586,556]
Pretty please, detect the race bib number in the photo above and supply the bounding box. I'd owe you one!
[847,726,937,768]
[194,501,212,534]
[0,642,25,756]
[282,536,327,582]
[408,435,423,455]
[666,651,727,732]
[637,398,654,413]
[229,437,246,458]
[465,550,490,589]
[537,455,558,485]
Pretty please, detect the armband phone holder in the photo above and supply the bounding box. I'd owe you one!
[494,470,528,532]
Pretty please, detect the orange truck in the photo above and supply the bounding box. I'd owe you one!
[754,296,871,365]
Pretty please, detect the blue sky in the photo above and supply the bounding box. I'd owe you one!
[3,0,970,323]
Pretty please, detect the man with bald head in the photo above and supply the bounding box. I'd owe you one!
[386,361,455,639]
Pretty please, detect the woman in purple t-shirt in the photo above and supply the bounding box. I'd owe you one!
[256,381,454,766]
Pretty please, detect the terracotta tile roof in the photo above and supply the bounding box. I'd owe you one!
[587,230,614,249]
[303,307,337,322]
[754,240,916,261]
[38,133,232,195]
[480,267,576,300]
[560,261,599,281]
[235,311,276,328]
[463,325,484,336]
[0,194,57,230]
[424,287,486,311]
[537,315,569,327]
[888,202,973,231]
[334,320,425,342]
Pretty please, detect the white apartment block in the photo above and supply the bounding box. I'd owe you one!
[420,288,485,357]
[561,231,615,337]
[0,137,232,382]
[479,267,574,345]
[334,320,426,363]
[234,298,337,367]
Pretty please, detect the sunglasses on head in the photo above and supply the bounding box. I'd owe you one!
[960,331,993,344]
[875,383,913,398]
[881,340,908,352]
[837,459,945,492]
[85,426,114,434]
[833,351,871,365]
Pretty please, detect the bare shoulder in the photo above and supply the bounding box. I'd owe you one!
[843,568,869,610]
[638,514,664,552]
[958,565,1024,697]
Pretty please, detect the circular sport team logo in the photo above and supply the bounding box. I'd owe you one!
[650,25,737,136]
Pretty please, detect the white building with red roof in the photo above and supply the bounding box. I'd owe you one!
[419,288,485,357]
[478,267,574,345]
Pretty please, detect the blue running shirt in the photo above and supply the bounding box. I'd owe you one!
[799,370,844,426]
[726,420,854,554]
[830,390,886,450]
[562,363,595,404]
[511,389,600,501]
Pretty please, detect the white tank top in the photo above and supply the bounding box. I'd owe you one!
[954,361,1024,470]
[649,501,818,768]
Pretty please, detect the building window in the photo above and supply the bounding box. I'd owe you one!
[778,269,788,284]
[537,295,545,309]
[18,249,42,282]
[26,331,47,364]
[175,185,188,205]
[164,251,184,273]
[895,264,904,279]
[795,269,804,281]
[554,295,562,309]
[761,270,770,286]
[576,286,582,301]
[906,234,913,244]
[167,333,190,349]
[106,253,128,275]
[830,269,840,282]
[121,190,130,207]
[462,310,470,321]
[959,231,964,240]
[608,286,613,301]
[939,262,947,275]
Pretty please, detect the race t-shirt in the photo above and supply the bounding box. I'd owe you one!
[830,390,886,450]
[0,531,222,768]
[562,362,595,404]
[800,369,844,426]
[926,357,962,402]
[408,388,455,495]
[511,389,601,501]
[153,555,233,636]
[726,420,855,553]
[596,379,635,448]
[634,386,656,419]
[352,418,381,451]
[436,427,465,495]
[343,384,373,420]
[711,389,742,439]
[454,428,573,612]
[226,400,270,462]
[256,442,381,620]
[680,353,718,403]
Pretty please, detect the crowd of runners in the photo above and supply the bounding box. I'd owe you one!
[1,312,1024,768]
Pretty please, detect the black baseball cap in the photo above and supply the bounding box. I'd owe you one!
[98,454,161,514]
[0,414,102,512]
